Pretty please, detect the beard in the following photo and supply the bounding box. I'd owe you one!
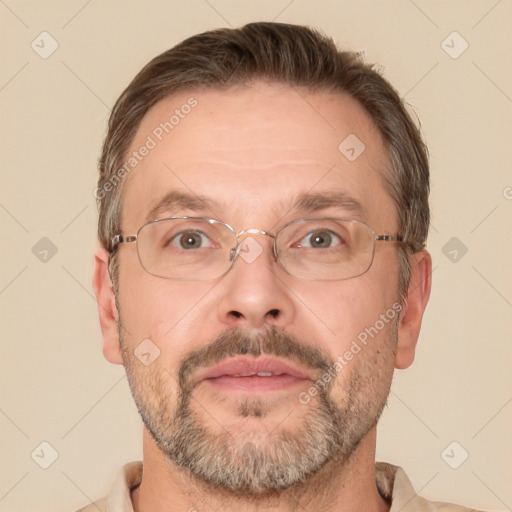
[119,322,396,498]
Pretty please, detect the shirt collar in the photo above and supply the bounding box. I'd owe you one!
[103,460,434,512]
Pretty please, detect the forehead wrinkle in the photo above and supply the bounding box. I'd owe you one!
[277,190,369,224]
[141,187,369,232]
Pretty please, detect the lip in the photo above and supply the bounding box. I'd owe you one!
[195,355,314,393]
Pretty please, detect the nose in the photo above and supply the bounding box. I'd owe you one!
[216,234,296,329]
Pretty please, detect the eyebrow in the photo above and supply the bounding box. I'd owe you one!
[290,191,367,220]
[144,191,219,224]
[143,189,367,225]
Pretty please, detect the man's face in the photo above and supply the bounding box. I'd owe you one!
[114,82,402,495]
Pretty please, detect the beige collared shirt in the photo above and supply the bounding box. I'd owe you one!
[75,461,482,512]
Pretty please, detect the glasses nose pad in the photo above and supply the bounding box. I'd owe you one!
[272,242,279,262]
[229,247,238,261]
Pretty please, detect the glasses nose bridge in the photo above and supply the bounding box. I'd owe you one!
[237,227,273,238]
[229,228,277,262]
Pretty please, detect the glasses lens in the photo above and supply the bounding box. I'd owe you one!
[136,218,235,280]
[276,219,375,280]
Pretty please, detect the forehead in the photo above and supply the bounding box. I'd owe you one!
[121,82,396,232]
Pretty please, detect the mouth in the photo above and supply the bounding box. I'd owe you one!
[195,355,313,393]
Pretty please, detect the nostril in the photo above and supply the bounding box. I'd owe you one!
[268,309,279,318]
[230,310,243,318]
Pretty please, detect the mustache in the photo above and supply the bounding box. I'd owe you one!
[177,325,335,392]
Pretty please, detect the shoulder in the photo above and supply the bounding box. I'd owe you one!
[74,497,107,512]
[376,462,487,512]
[72,461,142,512]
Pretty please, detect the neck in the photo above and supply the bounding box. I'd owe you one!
[131,427,390,512]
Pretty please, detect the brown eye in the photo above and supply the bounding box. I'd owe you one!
[300,230,341,248]
[171,231,211,249]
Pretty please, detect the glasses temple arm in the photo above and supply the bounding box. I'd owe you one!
[111,234,137,252]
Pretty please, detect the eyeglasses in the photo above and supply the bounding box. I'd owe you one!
[111,217,403,281]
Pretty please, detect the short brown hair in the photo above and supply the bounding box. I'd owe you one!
[97,21,429,301]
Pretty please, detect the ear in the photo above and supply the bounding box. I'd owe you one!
[395,250,432,369]
[92,246,123,365]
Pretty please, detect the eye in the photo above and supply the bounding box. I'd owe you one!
[169,230,213,250]
[298,229,342,249]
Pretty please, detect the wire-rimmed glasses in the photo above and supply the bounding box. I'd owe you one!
[111,216,404,281]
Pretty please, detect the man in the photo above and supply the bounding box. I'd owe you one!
[86,22,481,512]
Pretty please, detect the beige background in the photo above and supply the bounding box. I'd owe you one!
[1,1,511,511]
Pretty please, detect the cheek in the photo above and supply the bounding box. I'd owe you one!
[117,257,211,340]
[117,268,218,375]
[293,274,392,350]
[329,318,397,409]
[290,275,399,405]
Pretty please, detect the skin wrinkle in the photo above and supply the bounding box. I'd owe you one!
[142,189,369,228]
